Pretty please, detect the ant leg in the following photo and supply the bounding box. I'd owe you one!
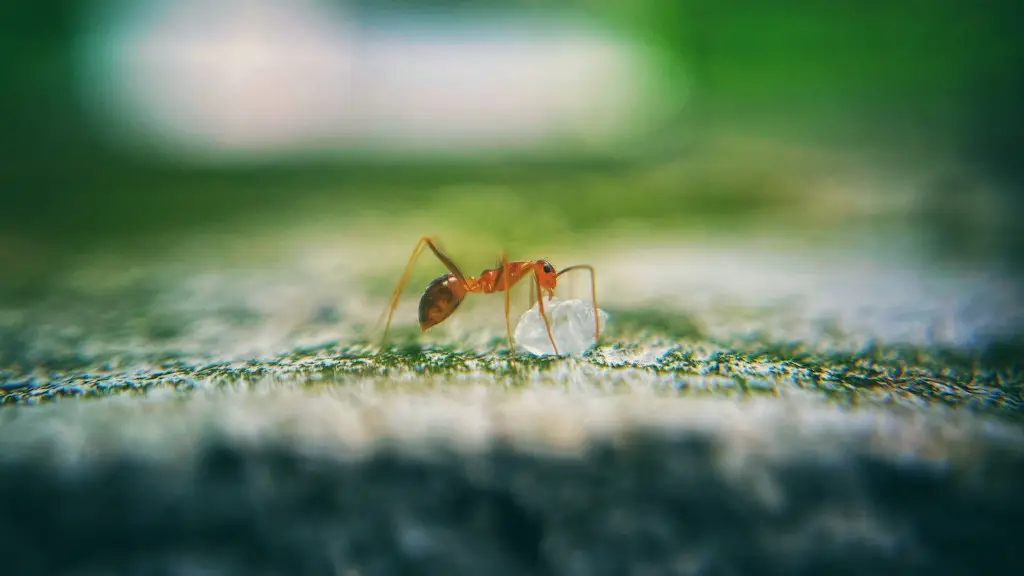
[535,271,560,356]
[378,239,429,352]
[423,237,469,283]
[529,275,537,310]
[556,264,600,345]
[499,252,515,357]
[378,236,469,353]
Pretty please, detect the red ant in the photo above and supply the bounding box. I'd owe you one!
[378,236,599,357]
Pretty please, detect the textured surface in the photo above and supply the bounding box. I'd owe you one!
[1,233,1023,575]
[2,389,1023,575]
[1,238,1021,415]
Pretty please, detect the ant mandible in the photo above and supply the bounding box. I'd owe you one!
[378,235,599,357]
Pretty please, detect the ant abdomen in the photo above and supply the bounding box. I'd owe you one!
[419,273,466,331]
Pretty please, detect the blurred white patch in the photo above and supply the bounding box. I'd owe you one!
[77,0,664,161]
[514,297,608,357]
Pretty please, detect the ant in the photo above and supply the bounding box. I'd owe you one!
[378,236,599,357]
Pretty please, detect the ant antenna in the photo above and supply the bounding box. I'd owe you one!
[555,264,600,344]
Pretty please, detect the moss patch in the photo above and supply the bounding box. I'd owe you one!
[3,334,1020,422]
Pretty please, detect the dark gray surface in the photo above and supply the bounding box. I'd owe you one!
[1,392,1022,576]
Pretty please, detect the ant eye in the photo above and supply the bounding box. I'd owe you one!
[543,263,553,274]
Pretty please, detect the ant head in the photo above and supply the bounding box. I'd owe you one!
[534,259,557,290]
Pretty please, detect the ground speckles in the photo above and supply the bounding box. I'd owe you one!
[2,337,1021,420]
[1,240,1022,421]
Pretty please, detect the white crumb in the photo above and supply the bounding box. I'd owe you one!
[513,297,609,357]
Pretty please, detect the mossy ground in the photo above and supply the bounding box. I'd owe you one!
[1,156,1023,576]
[1,145,1021,426]
[3,302,1020,422]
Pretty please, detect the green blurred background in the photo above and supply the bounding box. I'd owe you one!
[3,0,1023,300]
